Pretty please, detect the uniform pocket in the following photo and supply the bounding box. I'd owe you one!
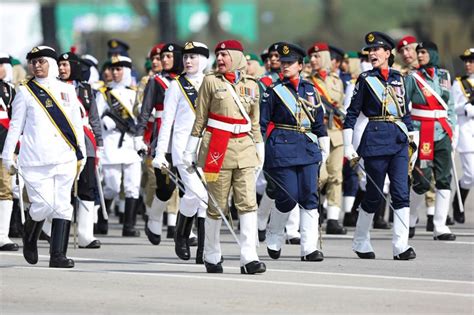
[272,133,298,158]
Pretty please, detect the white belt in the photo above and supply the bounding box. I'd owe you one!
[0,111,8,119]
[207,118,251,134]
[411,109,447,119]
[154,110,163,119]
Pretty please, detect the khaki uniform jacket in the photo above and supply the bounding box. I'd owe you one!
[191,72,262,169]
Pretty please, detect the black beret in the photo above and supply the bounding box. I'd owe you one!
[416,41,438,52]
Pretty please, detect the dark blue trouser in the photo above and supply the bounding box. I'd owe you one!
[361,149,409,213]
[267,163,319,213]
[343,161,359,197]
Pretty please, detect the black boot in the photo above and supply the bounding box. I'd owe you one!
[22,215,44,265]
[9,199,23,238]
[426,215,434,232]
[343,212,357,227]
[453,185,469,224]
[94,199,112,235]
[174,212,194,260]
[49,219,74,268]
[373,196,390,229]
[326,219,347,234]
[123,198,140,237]
[196,217,205,264]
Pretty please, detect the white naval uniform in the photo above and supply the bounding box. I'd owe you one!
[154,77,208,218]
[2,78,85,221]
[96,86,141,199]
[452,75,474,189]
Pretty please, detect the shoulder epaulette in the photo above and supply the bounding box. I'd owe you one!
[19,79,30,86]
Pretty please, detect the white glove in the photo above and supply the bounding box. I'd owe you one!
[133,136,148,153]
[102,116,116,131]
[464,103,474,118]
[152,153,169,170]
[2,158,17,175]
[183,136,200,171]
[318,136,330,165]
[256,142,265,169]
[343,128,359,164]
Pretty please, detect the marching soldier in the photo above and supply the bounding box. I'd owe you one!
[451,48,474,223]
[307,42,346,234]
[2,46,86,267]
[405,41,456,241]
[152,42,210,263]
[344,32,416,260]
[183,39,266,274]
[96,55,142,237]
[261,42,329,261]
[396,36,419,75]
[58,51,103,248]
[0,53,19,251]
[135,43,184,243]
[259,42,283,91]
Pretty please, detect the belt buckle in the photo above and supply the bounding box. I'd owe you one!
[387,116,394,122]
[434,111,440,119]
[299,126,306,133]
[234,124,241,134]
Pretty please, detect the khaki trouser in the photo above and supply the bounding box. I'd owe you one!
[425,181,436,208]
[207,167,257,219]
[0,159,13,200]
[319,129,343,208]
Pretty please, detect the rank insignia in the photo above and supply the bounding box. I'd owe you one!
[221,43,226,49]
[367,33,375,43]
[464,49,471,56]
[282,45,290,55]
[45,98,53,108]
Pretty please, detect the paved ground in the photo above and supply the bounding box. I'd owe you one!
[1,194,473,315]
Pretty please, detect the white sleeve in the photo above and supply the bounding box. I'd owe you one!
[155,80,179,155]
[1,87,27,160]
[451,80,468,116]
[343,82,355,111]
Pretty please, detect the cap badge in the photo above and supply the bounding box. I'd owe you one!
[111,40,118,48]
[169,45,174,51]
[184,42,194,50]
[221,43,226,49]
[402,40,408,46]
[63,54,69,59]
[314,46,319,52]
[31,47,39,53]
[367,33,375,43]
[282,45,290,55]
[111,56,120,63]
[464,49,471,56]
[274,44,278,50]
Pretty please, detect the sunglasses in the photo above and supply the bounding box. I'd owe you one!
[29,58,48,66]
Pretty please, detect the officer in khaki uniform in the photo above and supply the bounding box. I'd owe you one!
[183,40,266,275]
[307,42,346,234]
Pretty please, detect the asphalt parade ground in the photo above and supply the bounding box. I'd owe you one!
[1,194,473,315]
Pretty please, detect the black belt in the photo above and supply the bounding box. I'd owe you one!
[368,116,401,122]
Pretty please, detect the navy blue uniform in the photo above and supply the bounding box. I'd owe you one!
[260,78,327,212]
[344,68,413,212]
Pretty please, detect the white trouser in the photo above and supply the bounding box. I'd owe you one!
[204,218,222,264]
[460,152,474,189]
[434,189,452,236]
[300,209,319,256]
[239,211,259,265]
[176,164,207,218]
[77,200,97,247]
[409,190,424,227]
[343,196,355,214]
[22,161,76,221]
[146,195,166,235]
[393,207,410,256]
[257,191,273,231]
[0,200,15,246]
[286,204,301,239]
[42,218,52,236]
[352,208,375,253]
[102,162,141,199]
[266,208,290,251]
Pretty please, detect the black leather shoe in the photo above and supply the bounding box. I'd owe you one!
[241,261,266,274]
[434,233,456,241]
[426,215,434,232]
[188,236,198,247]
[409,227,415,239]
[285,237,301,244]
[326,219,347,234]
[373,218,391,229]
[267,247,281,259]
[453,185,468,224]
[166,226,176,239]
[79,240,101,249]
[355,251,375,259]
[145,224,161,245]
[301,250,324,261]
[258,229,266,242]
[204,261,223,273]
[394,247,416,260]
[445,215,455,226]
[195,217,205,265]
[343,212,357,227]
[122,228,140,237]
[0,243,19,251]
